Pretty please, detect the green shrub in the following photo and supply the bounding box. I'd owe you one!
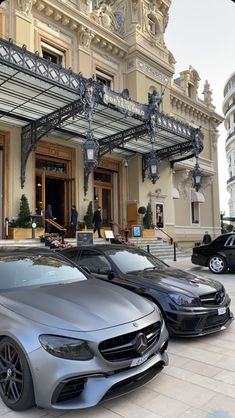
[17,194,31,228]
[84,201,94,229]
[143,203,154,229]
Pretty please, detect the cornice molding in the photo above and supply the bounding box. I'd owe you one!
[170,93,223,125]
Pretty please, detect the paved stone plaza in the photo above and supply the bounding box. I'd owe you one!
[0,258,234,418]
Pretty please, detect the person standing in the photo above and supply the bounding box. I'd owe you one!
[93,206,102,238]
[71,205,78,238]
[45,204,55,233]
[202,231,212,245]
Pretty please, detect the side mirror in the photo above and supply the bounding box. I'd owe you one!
[108,271,114,280]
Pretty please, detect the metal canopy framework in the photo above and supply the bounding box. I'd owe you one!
[0,38,203,190]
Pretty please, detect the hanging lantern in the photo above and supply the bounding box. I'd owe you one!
[147,152,160,184]
[83,131,99,171]
[192,159,202,192]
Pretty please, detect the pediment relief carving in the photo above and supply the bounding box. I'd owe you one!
[90,1,125,34]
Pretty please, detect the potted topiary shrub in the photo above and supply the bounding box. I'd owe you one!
[8,194,44,240]
[142,202,155,237]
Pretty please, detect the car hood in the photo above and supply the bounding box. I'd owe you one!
[128,267,223,296]
[0,279,154,332]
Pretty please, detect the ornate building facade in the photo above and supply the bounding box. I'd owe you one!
[223,71,235,219]
[0,0,223,245]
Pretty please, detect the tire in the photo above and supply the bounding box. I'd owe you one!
[208,255,227,274]
[0,337,35,411]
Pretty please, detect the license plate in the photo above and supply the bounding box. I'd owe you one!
[131,354,149,367]
[218,307,226,315]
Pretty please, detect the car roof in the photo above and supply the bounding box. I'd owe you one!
[63,244,137,252]
[0,247,58,257]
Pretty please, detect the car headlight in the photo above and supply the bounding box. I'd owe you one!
[39,335,94,360]
[169,293,200,307]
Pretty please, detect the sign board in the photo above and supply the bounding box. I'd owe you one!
[132,225,142,238]
[104,230,114,239]
[77,231,93,246]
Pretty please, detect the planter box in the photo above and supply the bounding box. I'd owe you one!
[8,227,45,240]
[142,229,156,238]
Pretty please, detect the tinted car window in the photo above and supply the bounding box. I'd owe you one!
[0,255,87,290]
[212,235,228,245]
[105,249,166,274]
[62,248,78,262]
[225,236,235,246]
[79,250,112,273]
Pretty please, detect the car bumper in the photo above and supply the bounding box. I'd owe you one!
[165,306,234,337]
[28,325,169,409]
[191,254,208,266]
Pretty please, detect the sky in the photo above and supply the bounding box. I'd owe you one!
[165,0,235,216]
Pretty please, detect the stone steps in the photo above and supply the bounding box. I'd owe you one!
[129,238,191,261]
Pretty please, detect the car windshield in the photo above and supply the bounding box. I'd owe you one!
[0,255,87,290]
[106,248,167,274]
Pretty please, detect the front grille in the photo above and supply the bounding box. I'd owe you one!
[199,289,225,306]
[99,322,161,362]
[101,362,164,402]
[52,377,86,404]
[204,309,230,329]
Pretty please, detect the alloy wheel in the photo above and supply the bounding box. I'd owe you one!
[208,255,227,274]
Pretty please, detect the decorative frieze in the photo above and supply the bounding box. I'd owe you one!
[126,58,169,84]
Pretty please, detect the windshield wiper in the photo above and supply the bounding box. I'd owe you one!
[144,267,157,271]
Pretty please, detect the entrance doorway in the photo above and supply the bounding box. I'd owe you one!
[94,168,119,228]
[45,178,65,225]
[35,149,74,231]
[94,186,112,227]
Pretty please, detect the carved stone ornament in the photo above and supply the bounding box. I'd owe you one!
[0,0,8,10]
[210,121,219,151]
[90,1,118,32]
[202,80,213,107]
[179,66,200,98]
[201,175,214,192]
[168,51,176,66]
[142,1,164,46]
[79,26,94,49]
[131,0,139,23]
[177,169,192,199]
[16,0,36,17]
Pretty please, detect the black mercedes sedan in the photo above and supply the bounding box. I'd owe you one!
[192,233,235,274]
[61,244,233,338]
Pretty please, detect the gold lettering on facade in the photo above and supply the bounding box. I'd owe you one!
[103,94,145,117]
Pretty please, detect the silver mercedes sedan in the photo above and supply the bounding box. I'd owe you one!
[0,248,168,411]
